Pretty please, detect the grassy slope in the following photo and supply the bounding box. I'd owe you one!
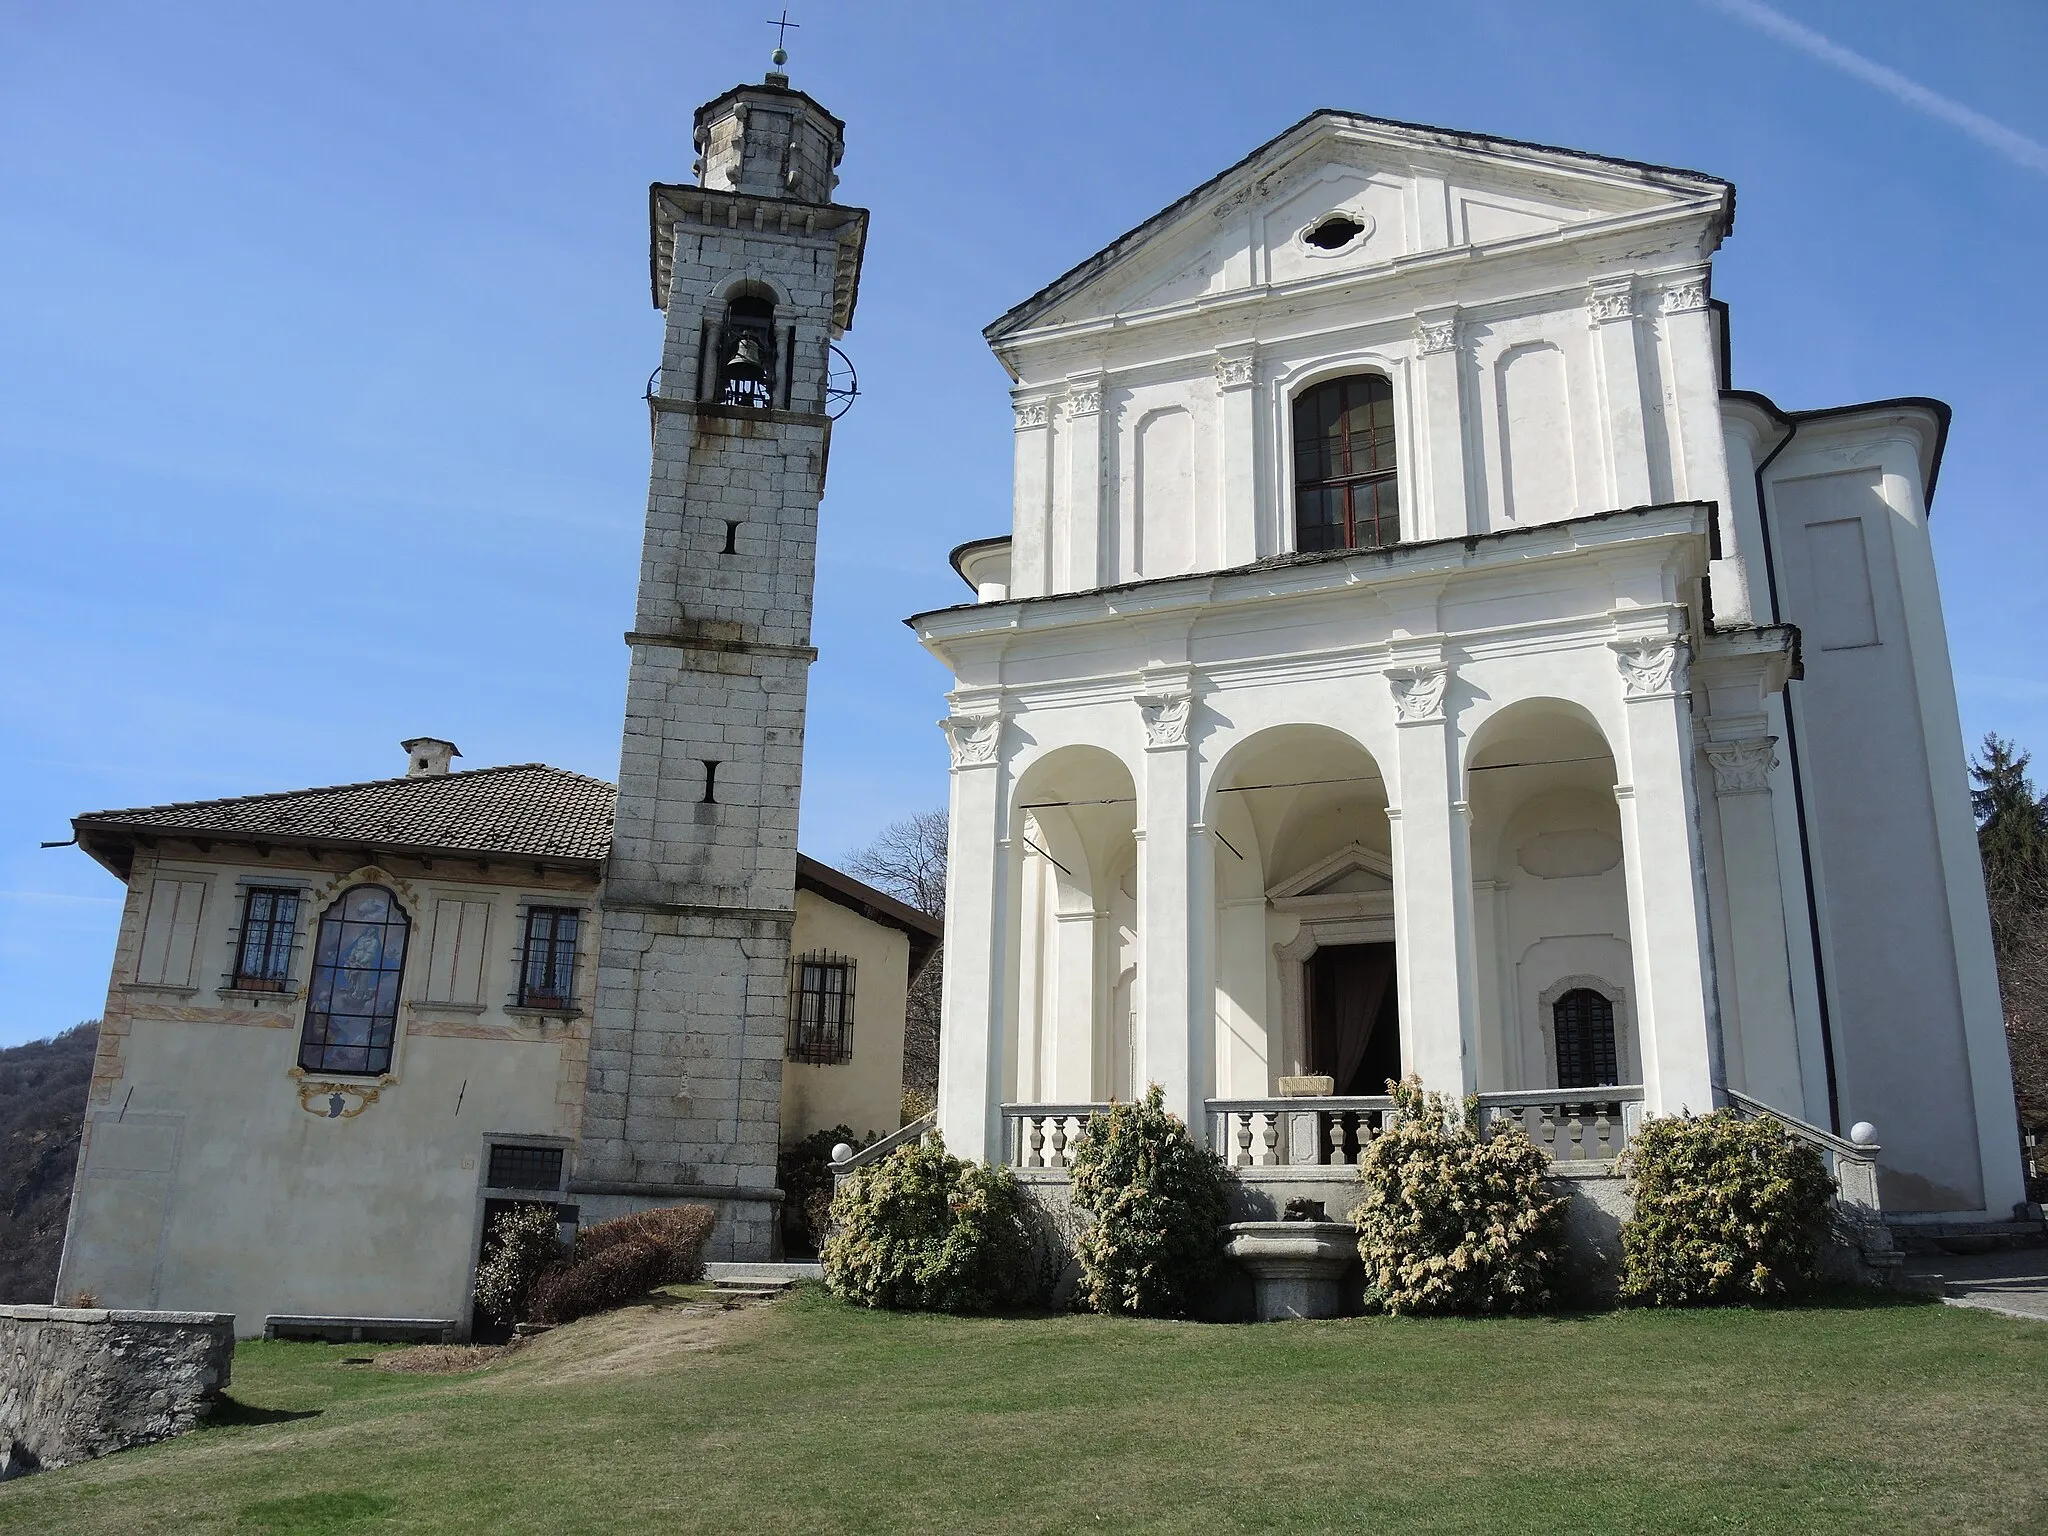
[1,1288,2044,1535]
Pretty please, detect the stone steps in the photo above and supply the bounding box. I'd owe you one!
[1886,1218,2048,1257]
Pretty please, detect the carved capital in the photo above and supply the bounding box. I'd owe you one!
[1137,692,1193,750]
[1062,382,1103,419]
[1610,637,1687,699]
[1416,317,1459,356]
[940,712,1001,769]
[1587,283,1635,324]
[1385,664,1449,724]
[1703,736,1778,795]
[1660,277,1708,314]
[1213,352,1255,390]
[1012,399,1050,431]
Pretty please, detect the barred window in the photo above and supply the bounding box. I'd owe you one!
[300,885,409,1076]
[1293,373,1400,553]
[234,887,301,992]
[519,907,581,1009]
[487,1143,565,1193]
[1553,988,1619,1090]
[788,952,855,1065]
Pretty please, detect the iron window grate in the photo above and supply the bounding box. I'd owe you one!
[518,906,581,1009]
[487,1144,565,1192]
[234,886,301,991]
[788,951,855,1064]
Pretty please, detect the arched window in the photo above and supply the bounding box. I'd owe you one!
[1293,374,1399,552]
[716,295,777,409]
[1553,988,1619,1090]
[300,885,410,1076]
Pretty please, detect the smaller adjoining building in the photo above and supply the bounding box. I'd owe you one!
[54,740,937,1337]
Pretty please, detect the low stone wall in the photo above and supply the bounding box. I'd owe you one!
[0,1305,235,1478]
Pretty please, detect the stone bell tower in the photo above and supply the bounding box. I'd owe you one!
[573,59,867,1259]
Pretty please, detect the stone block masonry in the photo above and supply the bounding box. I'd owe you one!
[578,74,865,1260]
[0,1305,234,1478]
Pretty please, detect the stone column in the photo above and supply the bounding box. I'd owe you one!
[1588,281,1652,510]
[1214,348,1259,565]
[1702,733,1804,1109]
[1414,310,1472,538]
[1610,634,1719,1115]
[1062,375,1105,593]
[1135,686,1201,1127]
[935,708,1008,1162]
[1385,656,1478,1094]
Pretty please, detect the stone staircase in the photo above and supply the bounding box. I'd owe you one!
[703,1261,821,1305]
[1885,1212,2048,1257]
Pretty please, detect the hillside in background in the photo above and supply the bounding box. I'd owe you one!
[0,1021,98,1303]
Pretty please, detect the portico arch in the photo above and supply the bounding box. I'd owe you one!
[1006,745,1139,1102]
[1203,723,1395,1095]
[1464,698,1636,1091]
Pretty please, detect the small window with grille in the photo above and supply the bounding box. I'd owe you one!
[486,1143,565,1193]
[1553,988,1620,1090]
[233,886,301,992]
[518,907,581,1010]
[788,952,855,1065]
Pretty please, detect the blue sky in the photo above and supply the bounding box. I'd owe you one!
[3,0,2044,1046]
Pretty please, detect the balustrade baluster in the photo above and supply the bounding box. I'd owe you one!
[1027,1117,1044,1168]
[1327,1114,1346,1167]
[1539,1105,1557,1156]
[1050,1118,1069,1169]
[1235,1112,1253,1168]
[1260,1112,1278,1167]
[1565,1111,1585,1159]
[1594,1106,1613,1159]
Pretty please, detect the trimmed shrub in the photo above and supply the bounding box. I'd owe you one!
[528,1205,716,1325]
[778,1125,874,1256]
[1620,1109,1837,1306]
[1349,1078,1568,1316]
[472,1202,560,1324]
[821,1132,1036,1312]
[1067,1085,1230,1318]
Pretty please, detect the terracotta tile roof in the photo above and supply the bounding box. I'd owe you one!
[73,765,617,865]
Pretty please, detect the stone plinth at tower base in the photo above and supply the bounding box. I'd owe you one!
[1225,1222,1358,1320]
[568,1184,784,1262]
[0,1305,235,1478]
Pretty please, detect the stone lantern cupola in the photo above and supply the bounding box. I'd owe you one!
[692,74,845,203]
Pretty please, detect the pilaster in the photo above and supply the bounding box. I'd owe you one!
[935,705,1008,1161]
[1588,280,1653,509]
[1383,646,1478,1094]
[1414,310,1473,539]
[1061,375,1106,594]
[1609,628,1718,1115]
[1134,678,1204,1127]
[1214,347,1259,567]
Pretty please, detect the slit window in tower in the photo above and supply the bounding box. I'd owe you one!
[724,520,740,554]
[717,296,777,409]
[702,760,720,803]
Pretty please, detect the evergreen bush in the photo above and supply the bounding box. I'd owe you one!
[1067,1085,1230,1318]
[777,1124,873,1256]
[1620,1109,1837,1306]
[821,1133,1036,1312]
[1348,1078,1567,1315]
[471,1202,561,1324]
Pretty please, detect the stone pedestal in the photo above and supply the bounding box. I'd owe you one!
[1224,1221,1356,1321]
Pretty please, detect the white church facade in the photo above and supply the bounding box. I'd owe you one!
[919,110,2025,1221]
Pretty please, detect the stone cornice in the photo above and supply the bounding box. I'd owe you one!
[909,502,1714,659]
[649,185,869,332]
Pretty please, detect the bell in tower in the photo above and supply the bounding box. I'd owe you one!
[573,48,868,1260]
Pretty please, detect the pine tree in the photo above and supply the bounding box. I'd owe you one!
[1970,734,2048,1161]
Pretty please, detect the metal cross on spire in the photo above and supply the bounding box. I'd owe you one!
[766,9,799,66]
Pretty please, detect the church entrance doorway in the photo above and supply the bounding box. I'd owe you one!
[1306,942,1401,1096]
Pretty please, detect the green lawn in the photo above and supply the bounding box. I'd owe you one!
[2,1287,2044,1534]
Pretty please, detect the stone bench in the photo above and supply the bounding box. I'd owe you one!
[263,1315,455,1344]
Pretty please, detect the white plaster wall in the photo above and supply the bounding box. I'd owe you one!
[60,850,595,1334]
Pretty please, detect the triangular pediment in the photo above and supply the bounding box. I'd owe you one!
[1268,842,1394,903]
[986,110,1730,343]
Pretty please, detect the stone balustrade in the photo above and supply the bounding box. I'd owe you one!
[1475,1087,1645,1163]
[1207,1098,1398,1168]
[1003,1104,1104,1169]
